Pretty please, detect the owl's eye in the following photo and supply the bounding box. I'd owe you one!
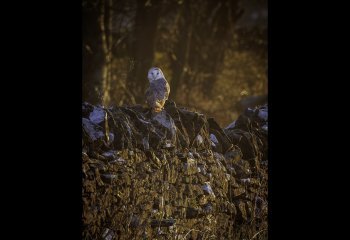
[157,72,159,75]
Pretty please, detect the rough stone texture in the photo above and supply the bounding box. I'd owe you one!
[82,101,268,240]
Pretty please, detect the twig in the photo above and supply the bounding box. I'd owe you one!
[182,229,201,240]
[249,228,267,240]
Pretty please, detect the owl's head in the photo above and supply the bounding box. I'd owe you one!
[147,67,165,82]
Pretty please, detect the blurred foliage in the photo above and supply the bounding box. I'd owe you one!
[83,0,267,126]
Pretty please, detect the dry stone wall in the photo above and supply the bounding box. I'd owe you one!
[82,101,268,240]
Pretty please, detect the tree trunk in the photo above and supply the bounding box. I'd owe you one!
[169,0,193,101]
[100,0,114,107]
[200,0,243,96]
[126,0,161,104]
[82,0,104,104]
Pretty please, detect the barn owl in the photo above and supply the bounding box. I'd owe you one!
[145,67,170,113]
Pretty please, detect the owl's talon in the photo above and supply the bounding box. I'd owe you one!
[153,107,163,113]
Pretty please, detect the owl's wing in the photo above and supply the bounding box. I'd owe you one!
[145,87,153,106]
[165,81,170,100]
[153,78,170,101]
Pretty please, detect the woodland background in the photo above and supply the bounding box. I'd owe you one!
[82,0,267,126]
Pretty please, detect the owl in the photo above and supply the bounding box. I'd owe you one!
[145,67,170,113]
